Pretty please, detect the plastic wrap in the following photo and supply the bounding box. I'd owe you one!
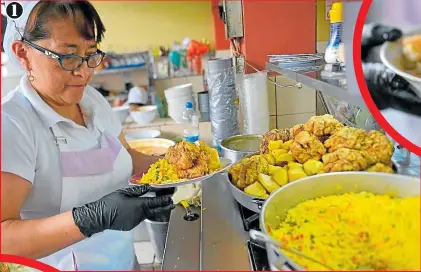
[322,94,382,131]
[238,71,270,135]
[207,58,239,149]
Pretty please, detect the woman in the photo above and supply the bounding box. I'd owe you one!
[1,1,174,270]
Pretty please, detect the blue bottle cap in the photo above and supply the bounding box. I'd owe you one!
[185,102,193,109]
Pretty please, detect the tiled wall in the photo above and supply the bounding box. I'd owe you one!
[267,76,316,130]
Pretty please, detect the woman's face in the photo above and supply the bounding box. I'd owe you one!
[24,17,98,106]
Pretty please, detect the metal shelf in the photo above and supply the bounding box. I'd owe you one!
[266,62,367,109]
[94,64,147,76]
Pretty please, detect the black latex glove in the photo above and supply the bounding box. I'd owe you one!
[72,185,175,237]
[362,23,421,114]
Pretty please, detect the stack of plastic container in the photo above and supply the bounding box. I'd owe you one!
[207,57,239,149]
[164,83,194,123]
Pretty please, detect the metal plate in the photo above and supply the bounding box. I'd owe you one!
[129,158,233,188]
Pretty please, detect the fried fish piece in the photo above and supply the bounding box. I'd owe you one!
[260,129,291,154]
[324,127,368,153]
[362,130,394,165]
[177,158,208,179]
[289,124,305,140]
[166,141,200,170]
[304,114,344,137]
[290,131,326,163]
[322,148,369,172]
[366,162,395,173]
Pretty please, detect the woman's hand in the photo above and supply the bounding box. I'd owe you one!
[118,132,161,175]
[72,185,175,238]
[127,148,160,175]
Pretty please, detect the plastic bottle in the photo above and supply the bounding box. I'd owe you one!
[325,2,343,64]
[182,102,200,142]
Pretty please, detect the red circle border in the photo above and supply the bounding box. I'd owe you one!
[0,254,59,272]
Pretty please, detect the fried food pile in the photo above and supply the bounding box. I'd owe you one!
[139,141,221,184]
[229,114,395,199]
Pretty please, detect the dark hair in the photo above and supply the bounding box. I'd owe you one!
[23,1,105,44]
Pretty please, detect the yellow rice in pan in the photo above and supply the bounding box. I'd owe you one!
[269,192,420,270]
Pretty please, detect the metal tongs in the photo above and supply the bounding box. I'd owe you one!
[249,230,334,271]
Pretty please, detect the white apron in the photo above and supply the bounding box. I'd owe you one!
[37,119,139,271]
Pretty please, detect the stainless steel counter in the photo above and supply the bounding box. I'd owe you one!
[200,174,250,270]
[162,173,251,271]
[162,205,201,270]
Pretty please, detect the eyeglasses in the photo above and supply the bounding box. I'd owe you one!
[21,38,106,72]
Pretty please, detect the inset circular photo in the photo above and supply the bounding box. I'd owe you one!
[354,0,421,155]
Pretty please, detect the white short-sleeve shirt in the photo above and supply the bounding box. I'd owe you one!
[1,76,123,219]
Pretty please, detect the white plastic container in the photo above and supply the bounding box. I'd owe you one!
[164,83,193,100]
[130,105,158,125]
[165,83,194,123]
[112,105,130,124]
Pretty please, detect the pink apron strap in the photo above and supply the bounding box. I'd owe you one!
[50,123,122,178]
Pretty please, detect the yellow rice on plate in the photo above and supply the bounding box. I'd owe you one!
[138,159,181,184]
[269,192,420,271]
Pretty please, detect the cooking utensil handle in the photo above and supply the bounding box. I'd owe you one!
[266,243,294,271]
[252,198,265,210]
[249,229,269,243]
[249,230,291,270]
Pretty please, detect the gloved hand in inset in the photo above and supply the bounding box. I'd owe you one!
[72,185,175,237]
[362,23,421,115]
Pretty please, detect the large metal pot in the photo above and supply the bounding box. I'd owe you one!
[220,135,262,164]
[249,172,420,270]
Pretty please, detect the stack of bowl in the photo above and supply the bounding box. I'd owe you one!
[165,83,194,123]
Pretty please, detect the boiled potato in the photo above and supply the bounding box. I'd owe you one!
[303,159,324,176]
[288,168,307,182]
[268,165,283,175]
[272,168,288,186]
[268,140,284,151]
[282,140,293,151]
[276,153,294,164]
[263,153,276,165]
[244,182,269,199]
[258,173,280,193]
[288,162,303,169]
[271,149,287,159]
